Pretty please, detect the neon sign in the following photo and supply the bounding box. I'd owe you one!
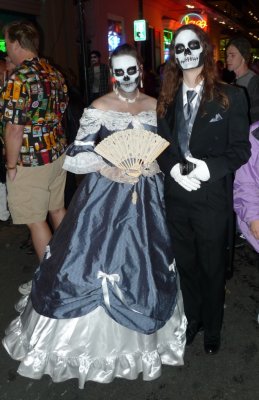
[108,31,121,51]
[180,13,207,30]
[163,29,173,61]
[108,19,123,53]
[0,39,6,53]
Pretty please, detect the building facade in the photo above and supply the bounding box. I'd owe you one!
[0,0,259,97]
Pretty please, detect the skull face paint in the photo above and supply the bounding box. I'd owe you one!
[175,30,204,70]
[112,55,140,93]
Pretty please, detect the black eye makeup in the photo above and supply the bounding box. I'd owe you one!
[114,69,124,77]
[175,44,185,54]
[127,66,137,75]
[114,66,138,77]
[188,40,201,50]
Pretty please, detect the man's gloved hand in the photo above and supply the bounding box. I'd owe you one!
[170,163,201,192]
[186,156,210,182]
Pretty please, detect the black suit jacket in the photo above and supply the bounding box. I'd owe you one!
[158,83,251,184]
[157,83,251,272]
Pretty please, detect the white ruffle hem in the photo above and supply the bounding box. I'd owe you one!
[3,293,186,389]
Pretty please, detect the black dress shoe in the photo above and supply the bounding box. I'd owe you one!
[186,321,203,346]
[204,338,220,355]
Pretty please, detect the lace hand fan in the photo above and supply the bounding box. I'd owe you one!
[95,129,169,177]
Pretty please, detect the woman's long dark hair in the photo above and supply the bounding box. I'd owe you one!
[157,24,229,117]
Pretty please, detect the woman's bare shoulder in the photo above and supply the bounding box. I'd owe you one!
[139,92,157,111]
[91,92,116,110]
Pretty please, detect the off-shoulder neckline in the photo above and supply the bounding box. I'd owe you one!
[88,106,156,117]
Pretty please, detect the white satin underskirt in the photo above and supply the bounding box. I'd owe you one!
[2,292,187,389]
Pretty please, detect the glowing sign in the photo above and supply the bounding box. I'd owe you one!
[0,39,6,53]
[180,13,207,30]
[164,29,173,61]
[108,19,123,53]
[108,31,121,52]
[134,20,147,41]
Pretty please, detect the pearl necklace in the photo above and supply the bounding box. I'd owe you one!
[114,87,140,103]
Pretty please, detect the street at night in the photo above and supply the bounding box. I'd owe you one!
[0,221,258,400]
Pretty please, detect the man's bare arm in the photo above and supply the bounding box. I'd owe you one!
[5,122,24,167]
[5,122,24,180]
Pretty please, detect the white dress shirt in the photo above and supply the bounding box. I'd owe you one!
[182,80,204,109]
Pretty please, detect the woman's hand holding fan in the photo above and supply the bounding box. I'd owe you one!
[95,129,169,182]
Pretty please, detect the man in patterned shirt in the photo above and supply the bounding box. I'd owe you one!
[0,21,68,292]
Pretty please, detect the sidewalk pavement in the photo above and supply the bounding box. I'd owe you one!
[0,221,258,400]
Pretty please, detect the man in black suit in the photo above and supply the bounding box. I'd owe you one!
[157,24,251,354]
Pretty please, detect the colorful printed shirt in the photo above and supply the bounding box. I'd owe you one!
[0,57,68,166]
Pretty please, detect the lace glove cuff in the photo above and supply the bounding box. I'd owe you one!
[100,166,139,184]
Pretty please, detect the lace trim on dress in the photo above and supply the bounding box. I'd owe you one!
[76,108,157,140]
[64,109,157,174]
[63,153,107,174]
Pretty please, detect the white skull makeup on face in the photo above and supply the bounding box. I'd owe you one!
[174,29,204,70]
[112,55,140,93]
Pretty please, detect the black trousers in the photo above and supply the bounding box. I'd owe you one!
[165,184,228,338]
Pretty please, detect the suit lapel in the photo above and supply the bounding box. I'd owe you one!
[191,100,223,142]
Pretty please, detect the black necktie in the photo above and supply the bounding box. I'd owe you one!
[184,90,197,122]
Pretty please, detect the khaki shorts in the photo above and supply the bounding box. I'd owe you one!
[6,154,67,224]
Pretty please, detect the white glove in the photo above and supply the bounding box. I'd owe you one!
[170,163,201,192]
[186,156,210,182]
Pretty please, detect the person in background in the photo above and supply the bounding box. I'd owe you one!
[234,121,259,253]
[226,36,259,249]
[226,36,259,123]
[0,54,10,222]
[0,20,68,294]
[215,59,235,84]
[2,54,34,250]
[87,50,110,103]
[234,121,259,325]
[157,24,250,355]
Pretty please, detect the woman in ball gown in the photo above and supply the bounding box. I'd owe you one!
[2,44,186,388]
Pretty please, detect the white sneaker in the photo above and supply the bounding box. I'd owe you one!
[18,280,32,295]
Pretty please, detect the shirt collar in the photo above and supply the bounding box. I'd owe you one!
[183,80,203,102]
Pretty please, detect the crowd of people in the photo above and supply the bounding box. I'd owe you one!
[0,20,258,389]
